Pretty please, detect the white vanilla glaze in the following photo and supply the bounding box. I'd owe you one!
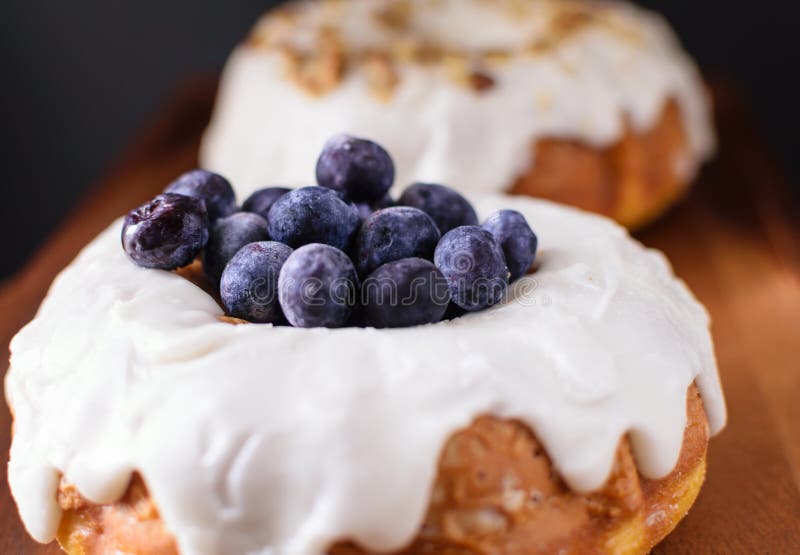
[6,194,725,554]
[200,0,715,198]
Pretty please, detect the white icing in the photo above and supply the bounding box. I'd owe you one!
[200,0,715,199]
[6,194,725,555]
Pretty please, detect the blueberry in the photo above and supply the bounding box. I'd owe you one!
[241,187,291,220]
[373,192,395,210]
[267,186,359,251]
[362,258,450,328]
[316,134,395,202]
[220,241,292,323]
[278,244,359,328]
[351,192,395,222]
[354,206,441,276]
[398,183,478,234]
[482,210,538,281]
[442,302,467,321]
[164,169,237,222]
[434,226,509,312]
[203,212,269,284]
[352,202,374,222]
[121,193,209,270]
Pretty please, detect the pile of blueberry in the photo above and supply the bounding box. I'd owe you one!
[122,135,538,329]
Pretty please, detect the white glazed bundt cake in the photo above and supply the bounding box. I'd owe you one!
[6,184,725,554]
[200,0,715,228]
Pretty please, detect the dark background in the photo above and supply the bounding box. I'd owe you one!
[2,1,798,280]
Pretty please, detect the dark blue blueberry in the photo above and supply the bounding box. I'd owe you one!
[362,258,450,328]
[354,206,441,276]
[442,302,467,321]
[398,183,478,234]
[345,303,368,328]
[278,244,359,328]
[351,202,374,222]
[220,241,292,324]
[241,187,291,220]
[267,186,359,251]
[373,192,395,210]
[434,226,509,312]
[316,134,395,202]
[482,210,538,281]
[164,169,237,222]
[121,193,209,270]
[203,212,269,284]
[351,192,395,222]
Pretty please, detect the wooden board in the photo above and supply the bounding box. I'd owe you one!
[1,79,799,553]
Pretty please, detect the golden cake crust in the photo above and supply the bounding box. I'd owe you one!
[511,100,692,229]
[55,385,708,555]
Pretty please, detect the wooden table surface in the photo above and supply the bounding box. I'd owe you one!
[1,80,799,553]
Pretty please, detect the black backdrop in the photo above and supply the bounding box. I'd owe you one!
[2,1,798,279]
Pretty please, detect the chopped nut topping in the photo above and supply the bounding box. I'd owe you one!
[374,0,412,30]
[415,42,447,66]
[248,4,300,49]
[551,9,595,37]
[363,53,400,101]
[469,72,496,93]
[482,50,512,65]
[282,27,346,96]
[443,52,470,86]
[525,38,557,57]
[390,37,421,62]
[247,0,646,97]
